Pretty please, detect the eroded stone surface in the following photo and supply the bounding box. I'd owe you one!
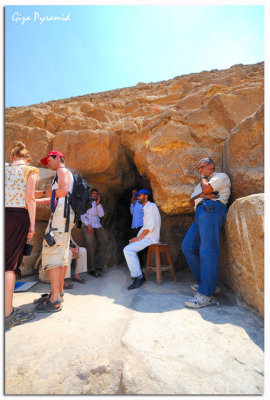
[5,62,264,214]
[223,194,264,317]
[223,104,264,201]
[5,266,264,395]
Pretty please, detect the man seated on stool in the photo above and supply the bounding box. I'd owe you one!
[129,188,148,268]
[123,189,161,290]
[65,234,87,284]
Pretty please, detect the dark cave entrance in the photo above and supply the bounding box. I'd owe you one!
[72,162,191,271]
[111,166,154,266]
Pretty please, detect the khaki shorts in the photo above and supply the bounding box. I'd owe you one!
[42,204,75,271]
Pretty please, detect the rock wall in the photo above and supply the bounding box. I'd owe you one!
[220,194,264,317]
[5,62,264,314]
[223,103,264,202]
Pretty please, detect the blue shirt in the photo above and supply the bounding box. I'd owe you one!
[130,200,144,229]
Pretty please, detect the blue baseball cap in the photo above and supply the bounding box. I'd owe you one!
[135,189,151,196]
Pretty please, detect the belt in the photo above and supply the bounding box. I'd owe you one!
[197,200,224,207]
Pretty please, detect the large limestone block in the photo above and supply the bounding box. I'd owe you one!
[223,104,264,200]
[177,93,202,110]
[206,86,263,128]
[45,112,67,133]
[53,129,127,190]
[132,119,226,214]
[224,194,264,317]
[5,123,54,167]
[160,214,194,267]
[5,107,46,128]
[57,115,99,131]
[111,117,138,135]
[35,168,55,221]
[79,103,117,123]
[20,221,48,277]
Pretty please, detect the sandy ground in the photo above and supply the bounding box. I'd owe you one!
[5,265,264,395]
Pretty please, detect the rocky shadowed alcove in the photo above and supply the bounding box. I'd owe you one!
[5,62,264,315]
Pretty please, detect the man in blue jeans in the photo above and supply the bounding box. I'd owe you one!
[181,158,231,308]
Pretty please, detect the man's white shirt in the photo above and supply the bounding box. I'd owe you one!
[191,172,231,209]
[137,201,161,243]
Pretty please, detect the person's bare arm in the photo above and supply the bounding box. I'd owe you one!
[35,168,70,202]
[200,176,214,194]
[70,236,79,256]
[190,192,216,207]
[131,190,137,205]
[36,197,51,205]
[25,171,37,240]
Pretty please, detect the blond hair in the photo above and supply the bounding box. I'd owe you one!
[11,141,30,160]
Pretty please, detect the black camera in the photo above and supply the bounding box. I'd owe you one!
[23,243,33,256]
[44,231,56,247]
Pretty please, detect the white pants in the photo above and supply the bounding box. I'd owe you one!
[65,247,87,279]
[123,238,153,278]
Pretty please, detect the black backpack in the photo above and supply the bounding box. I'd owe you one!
[68,170,93,215]
[52,169,92,216]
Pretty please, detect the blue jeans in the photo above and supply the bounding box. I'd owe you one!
[181,200,227,296]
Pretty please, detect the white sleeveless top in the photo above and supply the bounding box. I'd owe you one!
[52,169,74,205]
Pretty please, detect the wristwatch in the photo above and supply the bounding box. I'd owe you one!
[43,190,46,196]
[200,176,207,179]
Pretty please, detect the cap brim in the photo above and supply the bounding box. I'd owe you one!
[40,157,48,166]
[136,191,150,196]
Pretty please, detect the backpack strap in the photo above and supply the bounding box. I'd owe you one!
[64,194,71,232]
[48,189,59,232]
[50,189,58,213]
[51,173,58,185]
[63,168,75,233]
[51,171,72,233]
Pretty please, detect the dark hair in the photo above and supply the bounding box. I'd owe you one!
[11,141,30,160]
[90,188,98,193]
[51,154,65,163]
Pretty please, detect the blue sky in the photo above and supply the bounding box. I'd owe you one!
[5,4,264,108]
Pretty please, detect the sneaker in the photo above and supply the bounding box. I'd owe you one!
[5,307,35,330]
[185,292,216,309]
[127,277,145,290]
[191,283,221,294]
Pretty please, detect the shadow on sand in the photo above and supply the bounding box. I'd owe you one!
[17,265,264,351]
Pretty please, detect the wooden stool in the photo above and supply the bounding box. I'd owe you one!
[145,243,176,285]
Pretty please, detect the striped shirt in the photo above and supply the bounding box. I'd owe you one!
[80,201,105,228]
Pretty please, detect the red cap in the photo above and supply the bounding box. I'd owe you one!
[40,151,64,166]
